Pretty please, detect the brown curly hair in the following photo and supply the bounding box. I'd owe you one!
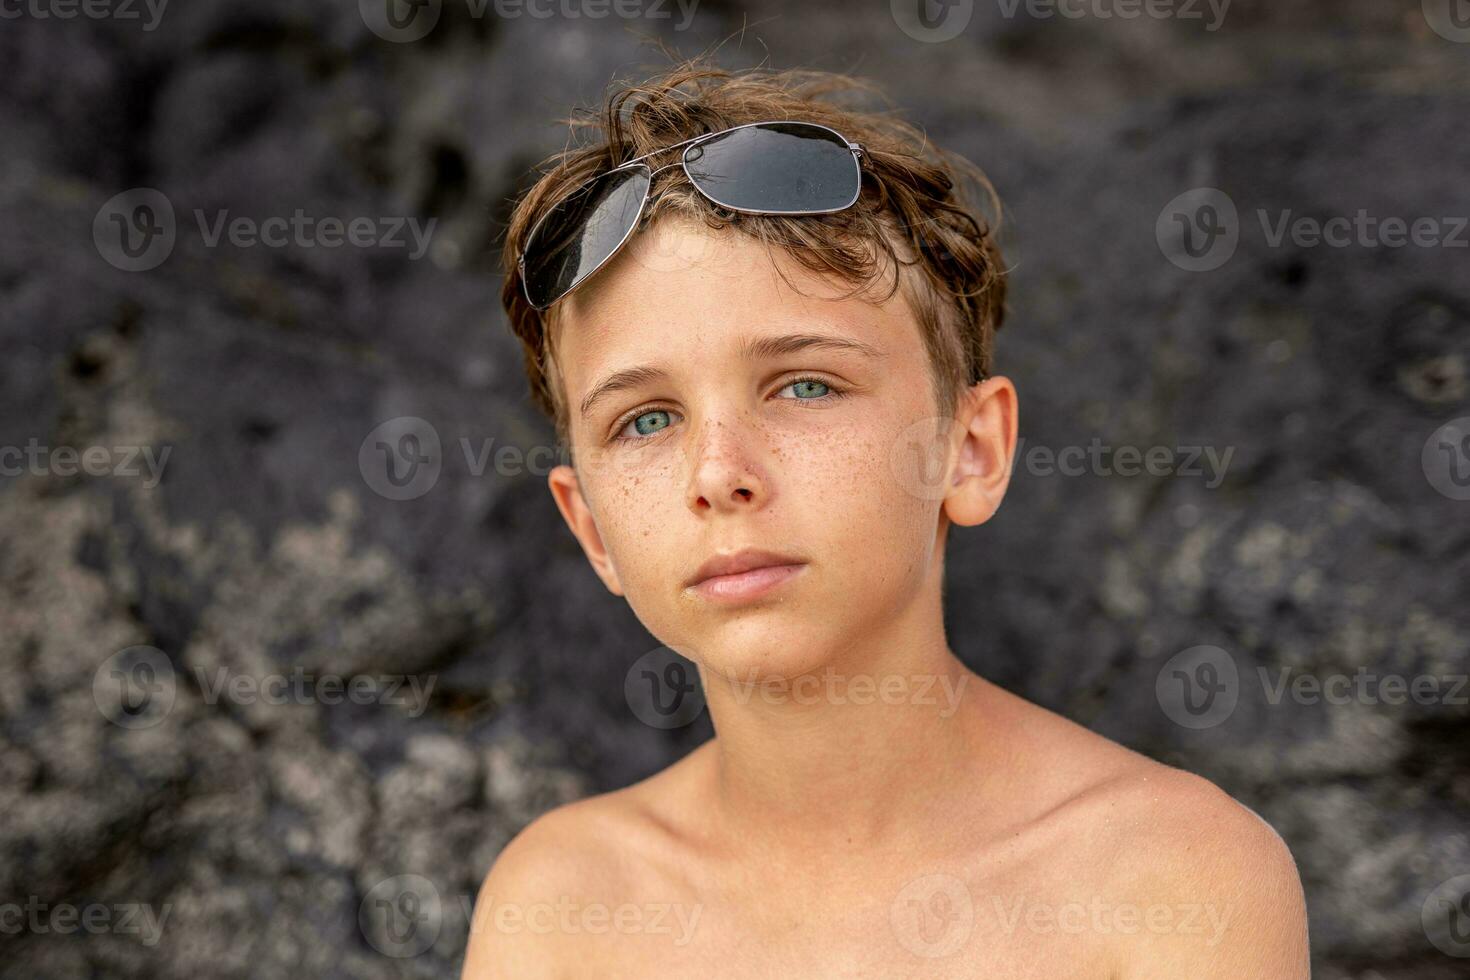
[500,56,1009,452]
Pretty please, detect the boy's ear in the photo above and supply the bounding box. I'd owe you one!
[547,464,625,596]
[944,376,1018,527]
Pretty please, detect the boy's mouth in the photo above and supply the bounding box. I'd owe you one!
[684,548,808,603]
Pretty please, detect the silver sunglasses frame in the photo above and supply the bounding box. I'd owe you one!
[518,120,866,310]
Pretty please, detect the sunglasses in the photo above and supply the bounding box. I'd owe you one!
[518,120,867,310]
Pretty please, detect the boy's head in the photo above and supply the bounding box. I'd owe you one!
[501,59,1018,679]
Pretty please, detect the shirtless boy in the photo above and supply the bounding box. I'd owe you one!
[461,58,1310,979]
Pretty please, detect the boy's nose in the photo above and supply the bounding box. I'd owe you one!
[685,421,770,513]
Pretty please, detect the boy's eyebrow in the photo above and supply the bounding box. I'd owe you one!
[579,333,886,419]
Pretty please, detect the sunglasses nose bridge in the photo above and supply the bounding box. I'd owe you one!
[647,159,685,178]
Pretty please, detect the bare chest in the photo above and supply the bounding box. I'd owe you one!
[544,860,1121,979]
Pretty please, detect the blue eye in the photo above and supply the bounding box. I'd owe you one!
[785,378,830,399]
[610,376,849,444]
[630,409,673,437]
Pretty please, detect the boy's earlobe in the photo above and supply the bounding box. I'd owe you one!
[546,464,625,596]
[943,377,1019,528]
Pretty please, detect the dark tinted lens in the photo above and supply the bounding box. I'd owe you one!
[682,122,859,213]
[522,165,651,309]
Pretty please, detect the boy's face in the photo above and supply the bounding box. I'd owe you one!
[545,215,1015,681]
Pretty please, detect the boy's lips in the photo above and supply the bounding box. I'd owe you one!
[689,562,806,602]
[683,548,809,601]
[683,547,808,589]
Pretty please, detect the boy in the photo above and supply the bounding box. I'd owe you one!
[461,58,1309,978]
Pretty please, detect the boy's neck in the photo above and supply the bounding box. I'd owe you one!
[694,592,993,865]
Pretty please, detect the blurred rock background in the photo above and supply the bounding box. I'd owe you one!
[1,0,1468,976]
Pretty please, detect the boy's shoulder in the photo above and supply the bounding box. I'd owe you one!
[986,679,1299,878]
[986,683,1308,975]
[460,751,704,977]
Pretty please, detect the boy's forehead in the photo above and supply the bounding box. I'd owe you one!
[554,215,911,382]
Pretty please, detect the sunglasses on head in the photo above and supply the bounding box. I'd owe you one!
[517,120,868,311]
